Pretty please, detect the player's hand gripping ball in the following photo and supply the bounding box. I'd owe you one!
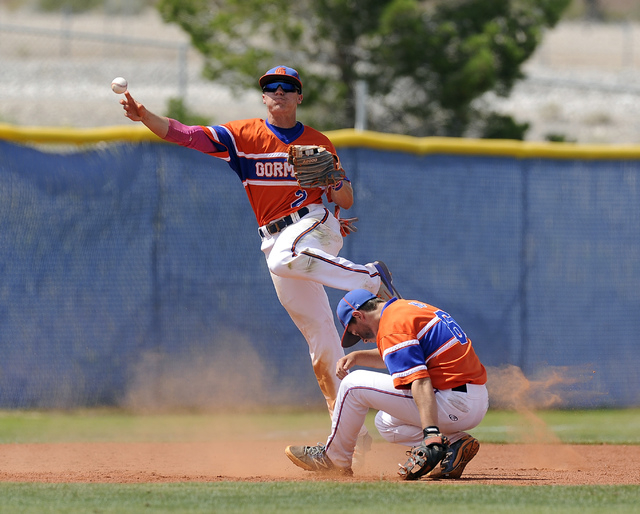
[111,77,128,94]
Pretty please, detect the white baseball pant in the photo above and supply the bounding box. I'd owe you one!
[324,369,489,468]
[260,204,381,415]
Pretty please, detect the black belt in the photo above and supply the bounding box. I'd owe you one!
[452,384,467,393]
[258,207,309,238]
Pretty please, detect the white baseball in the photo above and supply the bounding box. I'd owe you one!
[111,77,128,94]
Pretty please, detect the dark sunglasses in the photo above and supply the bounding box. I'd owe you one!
[262,81,301,93]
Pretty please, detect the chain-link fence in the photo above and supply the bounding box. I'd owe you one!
[3,9,640,141]
[2,135,639,409]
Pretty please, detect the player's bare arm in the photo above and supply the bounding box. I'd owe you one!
[331,180,354,209]
[120,92,169,138]
[336,349,384,379]
[410,377,440,432]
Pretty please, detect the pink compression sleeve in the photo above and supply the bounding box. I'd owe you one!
[164,118,218,153]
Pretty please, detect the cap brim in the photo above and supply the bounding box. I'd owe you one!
[259,74,302,89]
[341,327,361,348]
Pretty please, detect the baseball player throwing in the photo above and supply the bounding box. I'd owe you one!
[285,289,489,479]
[119,66,400,443]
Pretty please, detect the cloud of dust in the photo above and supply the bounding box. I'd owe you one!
[122,330,311,413]
[486,364,598,412]
[484,364,594,470]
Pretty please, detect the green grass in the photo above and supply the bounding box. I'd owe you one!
[1,408,638,444]
[0,408,638,513]
[0,408,332,443]
[0,483,638,513]
[471,408,640,444]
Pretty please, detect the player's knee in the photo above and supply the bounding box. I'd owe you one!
[374,411,423,445]
[373,411,398,443]
[374,410,391,433]
[345,369,367,384]
[337,370,366,396]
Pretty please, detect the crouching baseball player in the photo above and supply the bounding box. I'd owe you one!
[285,289,489,479]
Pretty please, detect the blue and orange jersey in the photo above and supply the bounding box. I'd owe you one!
[376,299,487,390]
[198,118,337,226]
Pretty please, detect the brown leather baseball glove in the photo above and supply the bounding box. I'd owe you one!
[288,145,346,188]
[398,429,449,481]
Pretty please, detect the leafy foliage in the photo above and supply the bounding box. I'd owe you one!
[37,0,155,14]
[545,132,576,143]
[480,113,530,140]
[157,0,571,137]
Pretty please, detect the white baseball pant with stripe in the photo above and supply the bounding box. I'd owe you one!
[324,369,489,468]
[260,203,381,415]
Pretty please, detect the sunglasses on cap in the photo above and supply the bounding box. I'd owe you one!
[262,81,301,93]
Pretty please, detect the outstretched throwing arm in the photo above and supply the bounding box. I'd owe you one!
[120,92,169,139]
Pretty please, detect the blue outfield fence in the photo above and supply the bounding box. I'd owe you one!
[0,129,639,409]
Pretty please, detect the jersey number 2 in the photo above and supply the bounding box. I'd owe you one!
[291,189,307,209]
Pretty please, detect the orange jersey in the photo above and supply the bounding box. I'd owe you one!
[376,299,487,390]
[200,118,337,226]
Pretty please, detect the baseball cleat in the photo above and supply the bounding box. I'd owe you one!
[426,434,479,479]
[285,444,353,476]
[371,261,402,301]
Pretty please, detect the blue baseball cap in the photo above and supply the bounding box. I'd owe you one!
[259,65,303,91]
[336,289,377,348]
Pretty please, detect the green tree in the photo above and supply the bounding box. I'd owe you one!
[480,113,530,140]
[157,0,570,138]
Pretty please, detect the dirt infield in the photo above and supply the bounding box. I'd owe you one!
[0,441,637,485]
